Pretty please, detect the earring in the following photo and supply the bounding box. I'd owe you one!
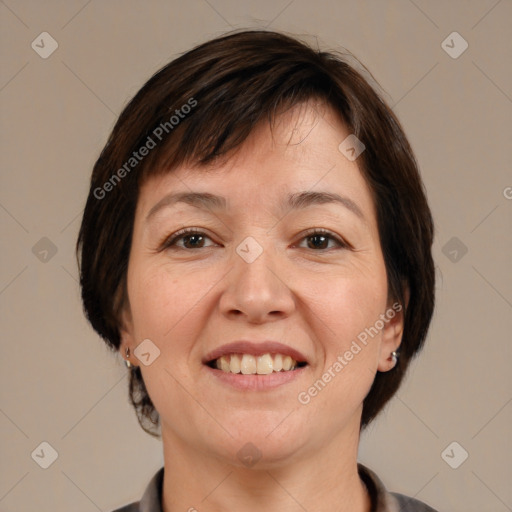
[125,347,132,368]
[391,351,398,367]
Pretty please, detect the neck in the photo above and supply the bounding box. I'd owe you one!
[160,423,371,512]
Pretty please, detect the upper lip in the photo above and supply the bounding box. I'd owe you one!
[203,341,308,364]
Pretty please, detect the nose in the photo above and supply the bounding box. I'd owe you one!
[218,241,296,324]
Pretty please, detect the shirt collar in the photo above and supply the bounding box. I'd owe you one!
[136,463,402,512]
[357,463,402,511]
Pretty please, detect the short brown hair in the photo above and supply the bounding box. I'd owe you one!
[76,29,435,437]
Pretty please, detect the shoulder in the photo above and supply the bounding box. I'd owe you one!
[109,466,164,512]
[110,503,139,512]
[391,492,440,512]
[358,463,440,512]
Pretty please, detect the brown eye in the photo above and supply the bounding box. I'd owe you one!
[297,230,347,251]
[180,233,207,249]
[307,234,330,250]
[163,229,215,250]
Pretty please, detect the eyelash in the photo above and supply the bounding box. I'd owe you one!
[161,227,349,251]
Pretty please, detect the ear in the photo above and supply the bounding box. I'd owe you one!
[119,305,138,367]
[377,289,409,372]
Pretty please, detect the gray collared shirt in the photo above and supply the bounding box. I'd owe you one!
[112,463,439,512]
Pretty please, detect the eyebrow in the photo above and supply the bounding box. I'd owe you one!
[146,190,364,222]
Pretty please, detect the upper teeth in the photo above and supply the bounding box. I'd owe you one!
[214,354,299,374]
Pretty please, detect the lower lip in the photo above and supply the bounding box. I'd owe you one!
[204,365,307,391]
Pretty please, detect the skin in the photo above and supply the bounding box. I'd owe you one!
[120,100,405,512]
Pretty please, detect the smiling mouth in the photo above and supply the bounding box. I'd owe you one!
[206,353,308,375]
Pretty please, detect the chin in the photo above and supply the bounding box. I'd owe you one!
[215,420,309,469]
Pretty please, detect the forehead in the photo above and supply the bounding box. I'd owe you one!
[136,101,376,224]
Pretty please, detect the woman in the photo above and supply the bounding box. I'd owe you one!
[77,30,438,512]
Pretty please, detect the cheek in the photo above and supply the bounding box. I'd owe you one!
[292,275,387,450]
[298,278,385,421]
[301,268,387,421]
[302,265,388,347]
[128,262,203,338]
[126,265,206,427]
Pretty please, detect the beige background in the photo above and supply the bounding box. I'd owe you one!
[1,1,511,511]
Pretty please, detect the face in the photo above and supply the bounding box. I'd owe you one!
[121,101,403,468]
